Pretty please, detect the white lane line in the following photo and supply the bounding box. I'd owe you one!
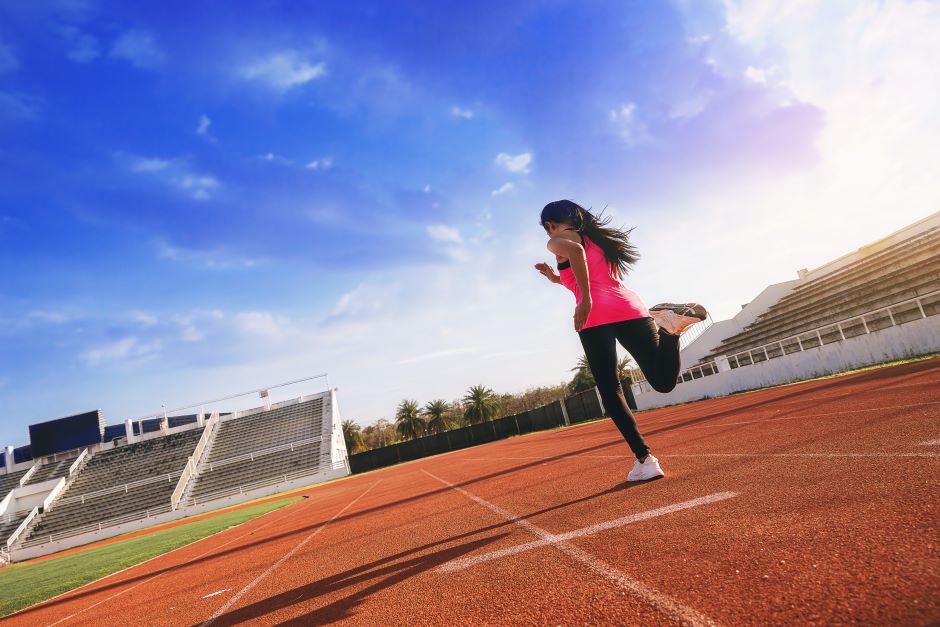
[439,491,737,573]
[422,469,724,627]
[920,439,940,446]
[460,451,940,461]
[201,480,381,627]
[201,589,231,599]
[44,497,309,627]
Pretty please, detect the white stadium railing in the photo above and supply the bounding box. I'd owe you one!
[171,411,221,510]
[69,448,89,477]
[17,464,37,487]
[54,472,182,508]
[21,503,174,548]
[723,289,938,370]
[6,506,38,549]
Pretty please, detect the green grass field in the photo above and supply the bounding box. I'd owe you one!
[0,495,303,618]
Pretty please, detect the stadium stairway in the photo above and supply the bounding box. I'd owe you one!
[24,455,78,486]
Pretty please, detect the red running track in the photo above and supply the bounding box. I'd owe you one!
[5,359,940,626]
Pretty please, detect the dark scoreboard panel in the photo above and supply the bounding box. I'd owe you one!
[29,410,104,457]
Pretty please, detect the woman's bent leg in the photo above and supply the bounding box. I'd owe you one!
[614,317,681,393]
[578,324,651,461]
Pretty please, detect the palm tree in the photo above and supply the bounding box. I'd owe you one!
[569,353,637,394]
[341,419,365,454]
[395,399,426,440]
[423,399,452,434]
[462,384,501,424]
[568,355,596,394]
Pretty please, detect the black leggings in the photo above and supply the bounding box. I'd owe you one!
[578,317,681,460]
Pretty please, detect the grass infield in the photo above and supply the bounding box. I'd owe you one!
[0,495,303,618]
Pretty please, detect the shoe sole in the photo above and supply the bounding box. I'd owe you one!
[649,303,708,321]
[627,473,665,482]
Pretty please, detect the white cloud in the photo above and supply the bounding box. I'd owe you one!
[0,40,19,73]
[426,224,462,243]
[329,281,402,317]
[125,154,221,200]
[391,347,478,365]
[491,182,514,196]
[131,157,171,173]
[668,91,712,120]
[130,310,158,327]
[156,241,266,269]
[61,27,99,63]
[744,65,772,84]
[196,114,212,137]
[29,310,69,324]
[451,106,474,119]
[110,30,166,70]
[0,91,40,120]
[241,52,326,91]
[608,102,650,144]
[178,175,219,200]
[423,184,431,193]
[305,157,332,169]
[235,311,293,339]
[82,337,162,366]
[495,151,532,174]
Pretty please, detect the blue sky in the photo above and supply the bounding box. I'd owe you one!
[1,0,938,447]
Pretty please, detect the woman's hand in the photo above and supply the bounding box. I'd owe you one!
[574,298,592,332]
[534,262,561,284]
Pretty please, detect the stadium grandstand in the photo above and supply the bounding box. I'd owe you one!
[631,210,940,409]
[0,376,348,564]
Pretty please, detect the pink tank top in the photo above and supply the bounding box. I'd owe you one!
[557,232,650,329]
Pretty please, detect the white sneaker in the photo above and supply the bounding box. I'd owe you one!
[627,454,665,481]
[649,309,701,337]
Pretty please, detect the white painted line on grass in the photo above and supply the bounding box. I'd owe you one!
[201,480,381,627]
[438,491,737,573]
[422,469,725,627]
[201,589,230,599]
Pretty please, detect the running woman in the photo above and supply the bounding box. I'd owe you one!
[533,199,707,481]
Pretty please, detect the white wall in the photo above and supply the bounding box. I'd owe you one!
[633,315,940,410]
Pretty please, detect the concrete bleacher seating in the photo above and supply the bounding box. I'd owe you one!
[698,226,940,366]
[0,514,26,545]
[186,398,326,503]
[189,442,321,502]
[22,428,203,544]
[25,456,78,486]
[0,469,28,496]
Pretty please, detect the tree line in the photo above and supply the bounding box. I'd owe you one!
[342,353,638,454]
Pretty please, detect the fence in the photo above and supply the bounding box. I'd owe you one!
[722,290,939,370]
[348,385,622,474]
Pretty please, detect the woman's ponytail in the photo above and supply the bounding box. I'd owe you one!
[540,199,641,279]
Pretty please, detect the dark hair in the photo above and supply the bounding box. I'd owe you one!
[540,199,641,278]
